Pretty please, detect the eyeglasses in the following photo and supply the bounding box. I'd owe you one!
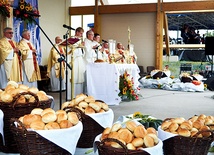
[6,32,13,34]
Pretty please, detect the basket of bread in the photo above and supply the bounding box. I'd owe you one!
[10,107,83,155]
[0,81,52,153]
[62,93,114,148]
[158,114,214,155]
[95,121,163,155]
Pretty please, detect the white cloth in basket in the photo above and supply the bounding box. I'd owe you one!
[35,121,83,155]
[0,109,4,145]
[87,108,114,128]
[93,134,163,155]
[158,126,178,141]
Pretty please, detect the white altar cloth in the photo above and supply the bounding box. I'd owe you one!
[87,63,140,105]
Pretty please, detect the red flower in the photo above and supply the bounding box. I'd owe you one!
[15,10,20,15]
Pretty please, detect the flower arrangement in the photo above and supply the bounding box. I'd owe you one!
[118,70,140,101]
[0,0,10,18]
[13,0,40,23]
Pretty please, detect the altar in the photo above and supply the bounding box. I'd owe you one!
[86,63,140,105]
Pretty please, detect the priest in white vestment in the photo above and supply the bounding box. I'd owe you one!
[0,27,22,89]
[47,36,66,91]
[18,30,41,88]
[67,27,86,100]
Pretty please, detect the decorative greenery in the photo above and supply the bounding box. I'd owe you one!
[118,70,140,101]
[0,0,10,18]
[126,112,163,130]
[13,0,40,23]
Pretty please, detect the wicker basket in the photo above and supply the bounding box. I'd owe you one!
[64,107,105,148]
[152,71,163,79]
[10,118,71,155]
[0,92,52,153]
[95,138,150,155]
[162,130,214,155]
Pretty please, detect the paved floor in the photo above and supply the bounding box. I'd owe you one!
[1,88,214,155]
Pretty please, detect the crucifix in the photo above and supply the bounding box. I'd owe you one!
[128,26,131,46]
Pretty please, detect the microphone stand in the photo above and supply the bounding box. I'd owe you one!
[31,18,72,110]
[63,31,69,101]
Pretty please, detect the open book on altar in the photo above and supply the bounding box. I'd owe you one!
[59,37,79,46]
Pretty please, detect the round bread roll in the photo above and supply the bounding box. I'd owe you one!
[75,94,87,104]
[56,113,68,123]
[169,122,179,132]
[131,137,144,147]
[84,96,95,103]
[89,102,101,112]
[108,131,119,139]
[161,121,172,130]
[198,114,206,120]
[59,120,73,129]
[126,121,137,132]
[85,106,95,114]
[42,112,57,123]
[1,92,13,103]
[37,91,49,101]
[189,115,198,122]
[133,125,147,138]
[177,128,191,137]
[29,96,36,102]
[204,118,213,125]
[31,108,44,115]
[28,87,39,94]
[118,128,134,143]
[193,120,203,130]
[18,116,24,123]
[147,127,157,135]
[126,143,136,150]
[18,84,29,90]
[78,101,88,109]
[41,108,55,116]
[23,114,42,126]
[101,102,109,111]
[67,112,79,125]
[75,106,85,113]
[44,122,60,130]
[191,131,198,137]
[56,110,66,115]
[30,120,45,130]
[67,100,75,107]
[144,135,155,147]
[147,133,159,144]
[111,123,122,132]
[102,127,111,135]
[4,84,15,92]
[6,88,18,97]
[110,139,126,148]
[17,95,26,104]
[7,80,18,88]
[61,101,71,110]
[172,117,185,124]
[180,121,192,130]
[200,125,211,137]
[16,88,28,94]
[98,109,105,113]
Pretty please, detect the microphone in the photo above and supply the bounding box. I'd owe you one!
[63,24,75,30]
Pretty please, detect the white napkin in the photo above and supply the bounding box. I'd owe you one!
[87,109,114,128]
[35,121,83,155]
[93,134,163,155]
[0,110,4,145]
[158,126,177,141]
[47,95,55,109]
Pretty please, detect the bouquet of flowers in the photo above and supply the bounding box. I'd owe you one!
[13,0,40,24]
[0,0,10,18]
[118,70,140,101]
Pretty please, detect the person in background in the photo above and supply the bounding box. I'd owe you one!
[115,42,126,64]
[47,36,66,91]
[125,44,137,64]
[84,30,97,63]
[67,27,86,99]
[93,33,103,61]
[100,40,110,63]
[18,29,41,88]
[0,27,22,89]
